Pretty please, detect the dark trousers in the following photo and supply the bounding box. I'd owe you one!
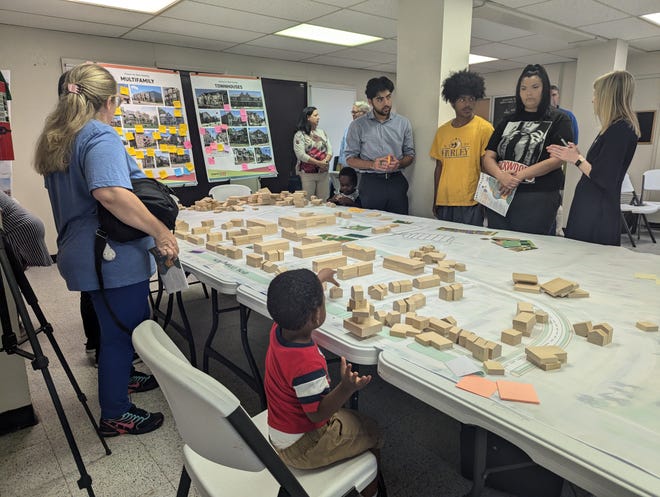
[435,205,484,227]
[358,172,409,215]
[486,190,560,235]
[80,291,100,351]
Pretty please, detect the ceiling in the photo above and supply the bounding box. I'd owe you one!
[0,0,659,74]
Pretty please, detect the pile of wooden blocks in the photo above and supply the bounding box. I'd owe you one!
[573,321,613,346]
[525,345,567,370]
[393,293,426,313]
[343,286,382,338]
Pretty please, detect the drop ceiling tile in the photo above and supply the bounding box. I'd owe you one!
[123,29,236,51]
[365,62,396,73]
[511,52,575,65]
[579,17,660,40]
[505,34,580,52]
[518,0,629,28]
[349,0,397,20]
[0,0,151,26]
[139,17,264,43]
[360,38,397,54]
[223,44,312,61]
[246,34,343,54]
[550,48,580,58]
[0,9,129,36]
[165,1,296,32]
[329,47,396,63]
[312,9,397,38]
[628,35,660,51]
[313,0,364,7]
[471,37,491,47]
[190,0,339,21]
[302,55,373,69]
[471,59,526,72]
[472,42,537,59]
[487,0,545,6]
[471,18,534,42]
[596,0,660,16]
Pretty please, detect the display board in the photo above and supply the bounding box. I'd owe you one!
[99,63,197,187]
[0,69,11,194]
[189,73,276,182]
[492,95,517,128]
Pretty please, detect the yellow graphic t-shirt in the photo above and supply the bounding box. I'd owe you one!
[429,115,493,206]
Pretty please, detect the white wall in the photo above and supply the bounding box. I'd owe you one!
[0,24,393,252]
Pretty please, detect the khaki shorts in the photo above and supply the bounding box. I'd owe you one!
[276,408,382,470]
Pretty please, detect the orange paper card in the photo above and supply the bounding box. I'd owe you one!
[496,380,540,404]
[456,375,497,398]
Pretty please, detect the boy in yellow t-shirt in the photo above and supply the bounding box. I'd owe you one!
[430,70,493,226]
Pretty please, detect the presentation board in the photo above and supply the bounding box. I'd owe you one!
[99,63,196,187]
[189,73,276,182]
[492,95,517,128]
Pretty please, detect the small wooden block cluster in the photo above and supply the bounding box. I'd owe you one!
[501,301,548,344]
[483,360,505,375]
[439,283,463,301]
[512,273,541,293]
[458,330,502,362]
[343,286,382,338]
[389,280,413,293]
[342,243,376,261]
[382,255,425,275]
[541,277,588,298]
[636,320,658,332]
[393,293,426,313]
[525,345,567,371]
[311,255,347,272]
[374,310,401,327]
[281,227,307,242]
[293,240,342,258]
[278,213,336,230]
[573,321,613,346]
[337,261,373,280]
[368,283,388,300]
[412,274,441,289]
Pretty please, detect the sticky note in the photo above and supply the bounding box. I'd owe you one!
[267,165,276,172]
[179,124,187,134]
[159,125,167,133]
[635,273,657,280]
[173,100,182,108]
[217,143,224,151]
[114,107,122,116]
[210,142,217,150]
[241,163,249,170]
[169,126,177,134]
[220,124,228,131]
[208,157,215,165]
[214,125,222,133]
[205,146,212,154]
[239,108,247,116]
[174,167,184,176]
[224,145,231,152]
[456,376,497,398]
[114,127,123,135]
[159,169,169,179]
[135,150,145,159]
[135,124,144,133]
[146,148,155,157]
[124,132,134,140]
[183,140,192,149]
[177,148,185,156]
[173,109,182,117]
[152,132,161,140]
[199,127,206,135]
[127,147,136,156]
[144,169,154,178]
[496,381,540,404]
[240,114,247,122]
[223,104,230,111]
[186,162,195,171]
[120,86,130,95]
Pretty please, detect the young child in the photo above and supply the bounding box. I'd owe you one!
[328,166,361,207]
[265,268,383,496]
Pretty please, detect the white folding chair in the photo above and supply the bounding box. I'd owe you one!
[620,173,658,247]
[208,184,252,201]
[132,320,378,497]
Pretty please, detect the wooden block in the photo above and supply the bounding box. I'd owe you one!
[441,315,457,325]
[230,218,244,227]
[406,314,430,330]
[205,241,222,252]
[263,249,284,262]
[483,360,505,375]
[356,261,373,276]
[454,262,467,272]
[572,321,592,337]
[517,302,534,314]
[246,219,278,234]
[343,317,382,338]
[413,274,442,289]
[399,280,413,292]
[446,326,461,343]
[192,226,211,235]
[540,277,578,297]
[439,285,454,301]
[312,255,347,272]
[513,312,536,336]
[342,243,376,261]
[485,341,502,359]
[336,265,359,280]
[525,346,564,365]
[374,310,388,323]
[352,307,371,319]
[385,311,401,327]
[587,329,610,346]
[433,266,455,282]
[329,286,343,299]
[422,251,446,264]
[512,272,538,285]
[393,299,408,313]
[201,219,215,227]
[414,331,436,346]
[390,323,410,338]
[458,330,477,348]
[261,261,278,273]
[337,211,352,218]
[207,232,223,242]
[405,293,426,311]
[471,338,490,361]
[292,240,342,258]
[567,288,590,298]
[174,230,188,239]
[388,281,401,293]
[372,225,391,234]
[367,284,388,300]
[302,235,323,245]
[246,253,263,268]
[351,286,364,301]
[636,320,659,332]
[535,310,549,323]
[428,334,454,351]
[253,239,290,255]
[175,220,189,231]
[382,255,425,275]
[449,283,463,300]
[186,234,205,245]
[513,283,541,293]
[224,246,243,259]
[281,227,307,242]
[231,233,263,246]
[593,323,613,343]
[501,329,522,346]
[427,317,453,335]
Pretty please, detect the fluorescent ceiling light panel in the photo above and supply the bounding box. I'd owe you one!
[275,24,382,47]
[469,54,498,64]
[66,0,179,14]
[641,13,660,26]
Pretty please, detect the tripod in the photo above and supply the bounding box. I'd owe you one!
[0,232,111,497]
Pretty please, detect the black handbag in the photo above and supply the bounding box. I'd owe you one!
[97,177,179,242]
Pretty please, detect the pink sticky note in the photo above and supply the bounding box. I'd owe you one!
[205,146,212,154]
[239,108,247,115]
[210,142,218,150]
[183,140,192,149]
[220,124,228,131]
[241,163,249,170]
[208,157,215,165]
[214,125,222,133]
[199,127,206,135]
[223,104,230,111]
[240,115,247,122]
[267,165,276,172]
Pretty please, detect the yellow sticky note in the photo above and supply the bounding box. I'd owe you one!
[185,162,194,171]
[173,109,182,117]
[152,132,161,140]
[124,132,134,140]
[120,86,129,95]
[127,147,136,156]
[159,169,169,179]
[135,150,145,159]
[177,148,185,156]
[135,124,144,133]
[173,100,182,108]
[114,107,122,116]
[178,124,188,134]
[634,273,657,280]
[169,126,177,134]
[114,127,123,135]
[144,169,154,178]
[159,125,166,133]
[217,143,224,151]
[146,148,155,157]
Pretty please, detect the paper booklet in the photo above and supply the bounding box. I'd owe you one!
[473,172,515,217]
[149,247,189,294]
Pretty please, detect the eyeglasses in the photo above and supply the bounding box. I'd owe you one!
[456,96,477,104]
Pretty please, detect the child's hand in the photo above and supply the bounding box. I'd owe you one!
[339,357,372,391]
[317,268,339,287]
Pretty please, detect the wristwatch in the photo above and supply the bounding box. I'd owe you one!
[574,156,584,167]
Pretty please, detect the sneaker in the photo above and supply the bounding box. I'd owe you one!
[99,405,164,437]
[128,370,159,394]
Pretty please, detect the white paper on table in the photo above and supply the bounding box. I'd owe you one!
[446,356,484,378]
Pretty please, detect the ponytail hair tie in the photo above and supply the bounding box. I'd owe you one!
[67,83,80,95]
